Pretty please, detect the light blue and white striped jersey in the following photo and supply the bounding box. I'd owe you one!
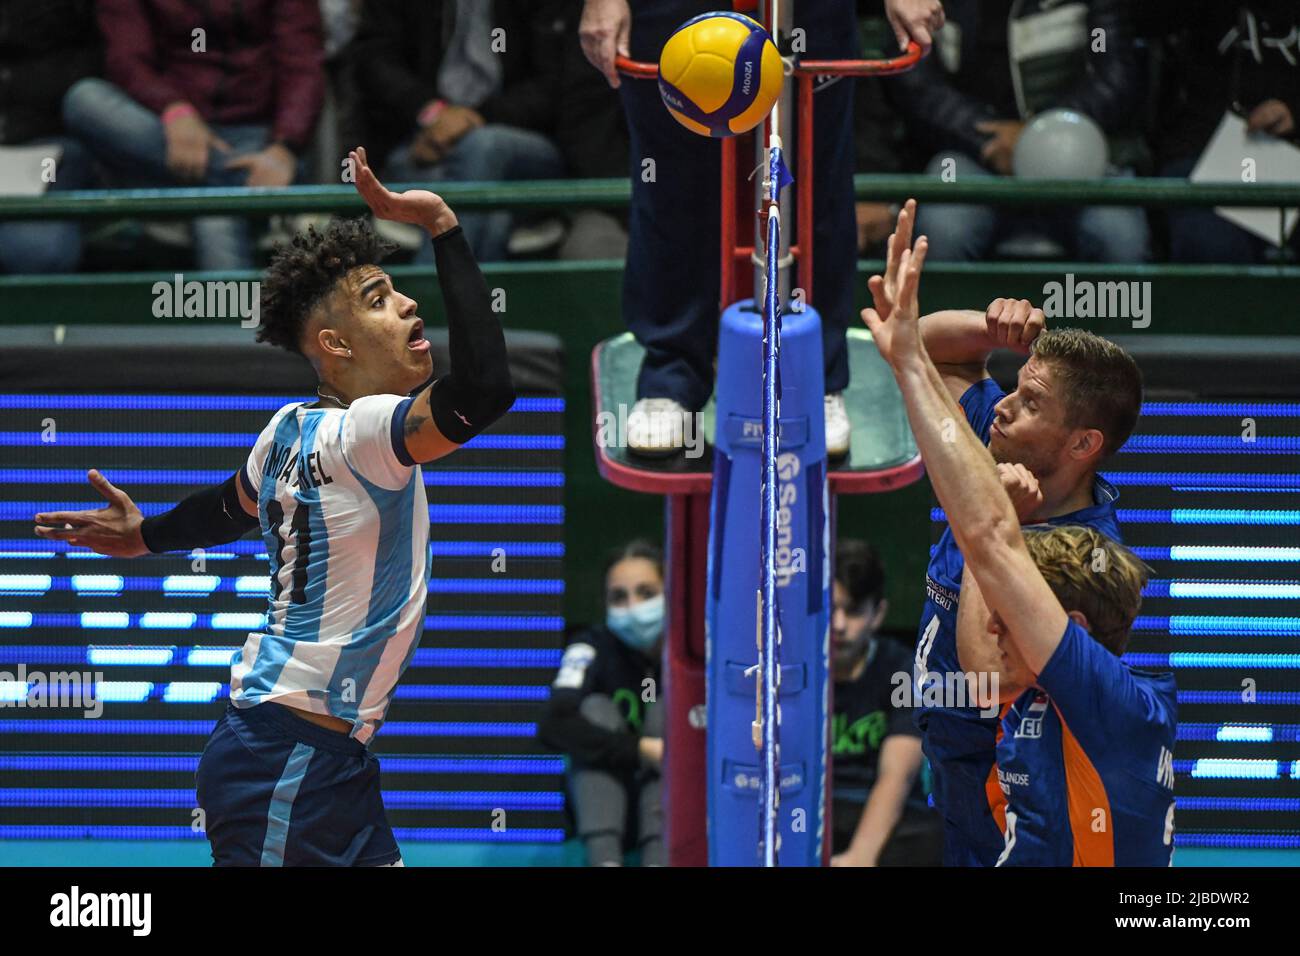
[230,396,429,744]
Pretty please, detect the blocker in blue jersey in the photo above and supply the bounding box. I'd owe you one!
[706,294,831,867]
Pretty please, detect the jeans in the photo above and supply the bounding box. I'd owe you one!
[383,124,565,264]
[621,0,859,410]
[1160,154,1289,264]
[915,152,1151,263]
[0,136,93,273]
[62,77,276,271]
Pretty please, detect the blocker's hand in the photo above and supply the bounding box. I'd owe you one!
[997,463,1044,523]
[350,146,458,238]
[985,298,1045,354]
[33,470,149,558]
[861,200,929,368]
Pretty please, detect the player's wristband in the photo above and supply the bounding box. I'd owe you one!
[139,474,260,554]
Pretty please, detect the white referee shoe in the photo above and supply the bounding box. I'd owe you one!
[627,397,689,457]
[825,392,851,459]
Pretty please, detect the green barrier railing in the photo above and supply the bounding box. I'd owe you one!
[2,175,1299,220]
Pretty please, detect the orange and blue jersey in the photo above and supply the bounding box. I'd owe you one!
[915,378,1123,866]
[993,619,1178,866]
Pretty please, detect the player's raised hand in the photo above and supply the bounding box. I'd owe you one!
[863,233,929,368]
[986,298,1046,354]
[872,198,918,322]
[350,147,458,237]
[33,470,148,558]
[997,463,1044,523]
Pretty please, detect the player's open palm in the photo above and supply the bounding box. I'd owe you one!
[350,146,456,235]
[33,470,148,558]
[872,198,918,321]
[862,227,929,368]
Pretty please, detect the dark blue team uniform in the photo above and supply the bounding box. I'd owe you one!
[915,378,1122,866]
[993,620,1178,866]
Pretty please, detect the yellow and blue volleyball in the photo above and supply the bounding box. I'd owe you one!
[657,12,783,138]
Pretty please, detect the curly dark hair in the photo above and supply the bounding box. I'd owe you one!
[256,218,398,354]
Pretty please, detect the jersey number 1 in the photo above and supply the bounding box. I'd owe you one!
[265,500,311,605]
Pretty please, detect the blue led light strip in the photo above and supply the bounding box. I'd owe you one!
[1131,546,1300,563]
[0,645,563,669]
[0,575,566,596]
[0,788,564,810]
[1124,652,1300,668]
[0,468,565,488]
[1144,580,1300,599]
[391,827,566,843]
[0,539,566,558]
[1173,834,1300,849]
[0,720,540,737]
[933,508,1300,526]
[1140,402,1300,417]
[0,825,569,842]
[0,432,562,450]
[0,395,563,412]
[6,502,565,524]
[0,755,565,774]
[1175,798,1300,812]
[1103,471,1300,489]
[1178,690,1300,705]
[0,613,565,631]
[1177,723,1294,742]
[1119,436,1300,453]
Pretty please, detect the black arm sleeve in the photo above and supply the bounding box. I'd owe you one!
[537,692,642,773]
[422,225,516,446]
[138,474,260,554]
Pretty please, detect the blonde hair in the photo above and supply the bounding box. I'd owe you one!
[1022,525,1152,656]
[1030,328,1143,458]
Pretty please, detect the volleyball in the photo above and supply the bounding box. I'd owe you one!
[657,12,783,137]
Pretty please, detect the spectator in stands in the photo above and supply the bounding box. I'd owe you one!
[1149,1,1300,263]
[62,0,325,271]
[538,540,665,866]
[350,0,569,264]
[0,0,100,273]
[828,539,942,866]
[891,0,1151,263]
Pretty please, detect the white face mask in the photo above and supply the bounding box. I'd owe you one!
[606,594,665,651]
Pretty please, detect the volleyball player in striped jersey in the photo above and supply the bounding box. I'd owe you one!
[33,148,514,865]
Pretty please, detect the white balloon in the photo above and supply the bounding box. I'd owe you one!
[1013,108,1109,180]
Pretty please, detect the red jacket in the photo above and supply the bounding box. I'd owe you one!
[97,0,325,151]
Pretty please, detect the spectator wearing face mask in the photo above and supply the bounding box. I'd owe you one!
[829,539,942,866]
[538,539,665,866]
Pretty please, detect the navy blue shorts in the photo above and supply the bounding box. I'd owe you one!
[195,701,400,867]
